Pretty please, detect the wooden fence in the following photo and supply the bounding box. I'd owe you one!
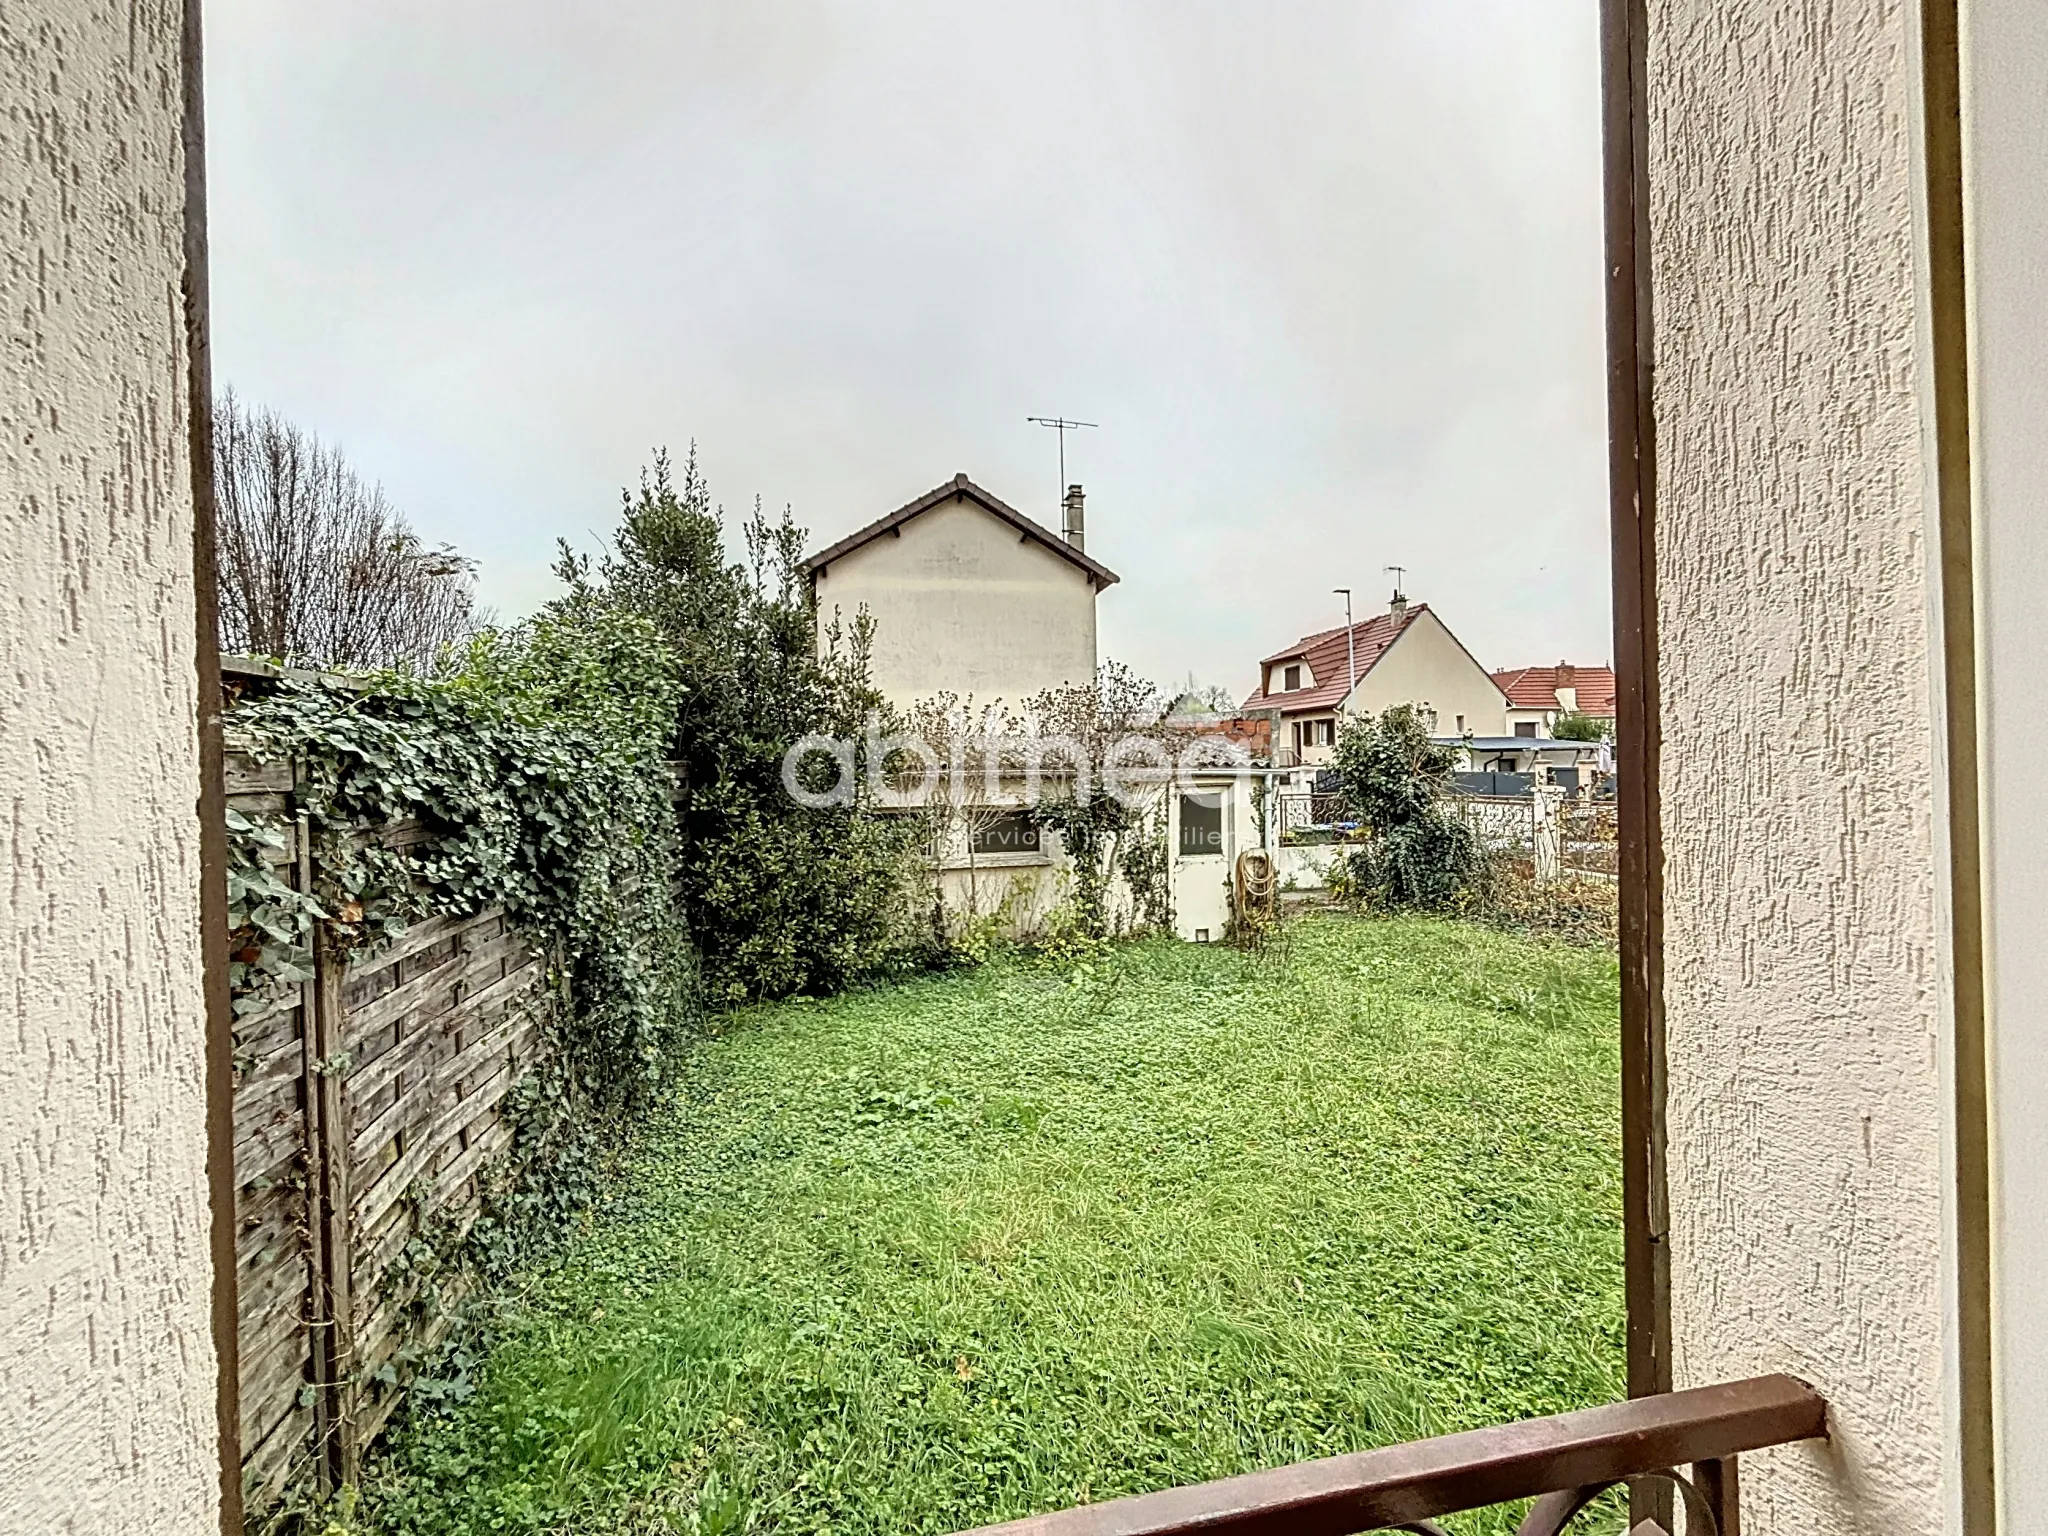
[228,747,554,1507]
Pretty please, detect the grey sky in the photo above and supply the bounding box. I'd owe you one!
[205,1,1610,699]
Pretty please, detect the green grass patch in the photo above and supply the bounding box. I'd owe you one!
[361,914,1622,1535]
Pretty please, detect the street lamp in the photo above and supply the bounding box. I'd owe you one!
[1333,588,1356,708]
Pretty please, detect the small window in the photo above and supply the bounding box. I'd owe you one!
[1455,714,1465,734]
[970,810,1040,857]
[1178,793,1224,857]
[1283,664,1302,691]
[1514,721,1538,738]
[1318,720,1336,746]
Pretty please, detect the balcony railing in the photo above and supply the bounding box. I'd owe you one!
[953,1375,1825,1536]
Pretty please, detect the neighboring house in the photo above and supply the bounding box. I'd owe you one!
[1240,593,1510,769]
[806,474,1124,940]
[1489,661,1617,737]
[803,473,1118,710]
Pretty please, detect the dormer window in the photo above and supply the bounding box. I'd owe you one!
[1283,664,1302,691]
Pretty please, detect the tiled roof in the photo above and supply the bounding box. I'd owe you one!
[1240,606,1428,716]
[802,472,1120,587]
[1490,663,1617,716]
[1166,714,1273,757]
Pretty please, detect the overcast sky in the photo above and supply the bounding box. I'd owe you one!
[204,1,1610,699]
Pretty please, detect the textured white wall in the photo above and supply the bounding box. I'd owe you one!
[1649,1,1950,1530]
[1347,611,1510,737]
[813,494,1100,709]
[0,3,220,1532]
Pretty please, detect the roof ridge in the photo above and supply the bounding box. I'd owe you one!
[802,474,1120,587]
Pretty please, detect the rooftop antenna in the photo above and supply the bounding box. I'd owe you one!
[1027,416,1097,512]
[1385,564,1407,600]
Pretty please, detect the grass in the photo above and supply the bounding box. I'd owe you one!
[360,914,1622,1536]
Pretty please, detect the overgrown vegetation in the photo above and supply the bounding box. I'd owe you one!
[356,915,1623,1536]
[228,599,697,1120]
[556,449,934,1006]
[1547,709,1608,742]
[898,666,1180,944]
[1469,863,1619,948]
[1330,704,1484,910]
[1018,662,1179,939]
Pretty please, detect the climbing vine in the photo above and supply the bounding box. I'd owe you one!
[226,600,696,1113]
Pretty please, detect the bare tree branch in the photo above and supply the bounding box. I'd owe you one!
[213,389,482,669]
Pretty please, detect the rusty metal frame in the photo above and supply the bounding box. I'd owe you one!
[1598,0,1669,1488]
[180,5,1673,1530]
[952,1375,1824,1536]
[184,0,244,1529]
[1917,1,1996,1530]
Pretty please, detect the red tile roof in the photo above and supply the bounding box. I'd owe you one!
[1241,606,1429,716]
[1490,663,1617,716]
[1166,714,1272,757]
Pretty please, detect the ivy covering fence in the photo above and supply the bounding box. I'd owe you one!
[226,457,935,1520]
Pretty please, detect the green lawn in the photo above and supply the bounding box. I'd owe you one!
[362,914,1622,1536]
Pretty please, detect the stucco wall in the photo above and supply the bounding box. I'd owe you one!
[1348,611,1509,737]
[812,494,1099,709]
[1650,1,1949,1530]
[0,3,221,1532]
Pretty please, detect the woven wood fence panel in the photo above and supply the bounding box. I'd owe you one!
[227,749,551,1507]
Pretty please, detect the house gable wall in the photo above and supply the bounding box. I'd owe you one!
[1344,611,1508,736]
[812,493,1097,708]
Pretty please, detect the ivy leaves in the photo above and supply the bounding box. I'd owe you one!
[224,806,322,1014]
[225,604,697,1111]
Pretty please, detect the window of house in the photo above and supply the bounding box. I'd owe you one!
[1321,720,1337,746]
[1515,721,1538,738]
[1283,664,1301,691]
[970,810,1040,857]
[1178,793,1223,857]
[1455,714,1466,734]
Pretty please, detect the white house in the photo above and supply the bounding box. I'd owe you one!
[804,474,1117,711]
[1240,593,1510,772]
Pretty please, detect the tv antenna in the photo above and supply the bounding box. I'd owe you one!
[1027,416,1097,506]
[1385,564,1407,599]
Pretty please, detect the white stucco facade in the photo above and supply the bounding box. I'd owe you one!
[0,3,222,1532]
[809,485,1106,711]
[1343,611,1509,739]
[1650,1,1952,1529]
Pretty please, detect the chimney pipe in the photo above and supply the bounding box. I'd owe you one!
[1389,591,1407,622]
[1063,484,1086,551]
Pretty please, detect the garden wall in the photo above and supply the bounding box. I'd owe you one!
[227,747,553,1508]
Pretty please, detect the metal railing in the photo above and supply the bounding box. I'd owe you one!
[1277,793,1356,839]
[953,1375,1825,1536]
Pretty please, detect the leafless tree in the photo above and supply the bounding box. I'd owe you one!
[213,390,481,669]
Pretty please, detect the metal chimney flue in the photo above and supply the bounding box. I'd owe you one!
[1063,484,1086,551]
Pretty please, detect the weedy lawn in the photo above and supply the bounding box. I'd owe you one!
[361,914,1622,1536]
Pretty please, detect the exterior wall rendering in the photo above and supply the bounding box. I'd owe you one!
[811,492,1100,710]
[1344,610,1508,739]
[1650,1,1951,1529]
[0,3,223,1533]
